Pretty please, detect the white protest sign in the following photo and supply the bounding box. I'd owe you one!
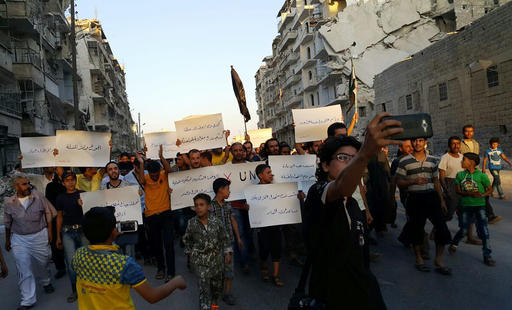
[80,186,143,224]
[292,105,343,143]
[168,162,260,209]
[268,155,316,183]
[55,130,111,167]
[20,136,56,168]
[144,131,181,159]
[175,113,225,151]
[247,128,273,147]
[299,180,316,194]
[245,182,302,228]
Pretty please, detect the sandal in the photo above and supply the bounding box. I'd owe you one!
[67,292,77,303]
[448,245,457,255]
[261,268,270,282]
[415,263,430,272]
[435,266,452,276]
[271,276,284,287]
[155,270,165,280]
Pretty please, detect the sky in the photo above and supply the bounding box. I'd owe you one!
[75,1,282,137]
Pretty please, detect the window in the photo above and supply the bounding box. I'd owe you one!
[487,65,499,88]
[358,106,366,117]
[307,47,311,60]
[310,94,315,106]
[308,70,313,80]
[439,82,448,101]
[406,94,413,110]
[381,103,387,112]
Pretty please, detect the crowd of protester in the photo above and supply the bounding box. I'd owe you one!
[1,113,510,310]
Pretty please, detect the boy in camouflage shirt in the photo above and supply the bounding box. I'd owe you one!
[183,193,232,310]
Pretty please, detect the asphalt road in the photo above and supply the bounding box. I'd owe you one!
[1,189,511,310]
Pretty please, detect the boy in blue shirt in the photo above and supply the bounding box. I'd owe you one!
[450,153,495,266]
[482,137,512,200]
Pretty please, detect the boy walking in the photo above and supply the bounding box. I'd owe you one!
[210,178,243,305]
[183,194,232,310]
[449,153,496,266]
[483,137,512,200]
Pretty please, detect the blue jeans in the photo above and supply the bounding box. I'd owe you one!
[62,228,88,292]
[451,207,492,258]
[490,169,504,198]
[232,208,252,267]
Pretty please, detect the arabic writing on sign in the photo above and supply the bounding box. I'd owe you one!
[181,188,214,197]
[29,147,53,154]
[281,174,316,181]
[180,134,224,144]
[281,163,315,169]
[265,208,299,216]
[298,118,338,126]
[249,193,297,201]
[183,120,222,132]
[65,144,103,151]
[172,174,218,186]
[110,200,140,208]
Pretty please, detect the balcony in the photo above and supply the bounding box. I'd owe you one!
[278,30,297,52]
[298,58,317,71]
[0,91,22,118]
[292,4,315,30]
[293,27,314,52]
[284,94,302,108]
[278,10,296,33]
[5,0,40,35]
[282,73,300,89]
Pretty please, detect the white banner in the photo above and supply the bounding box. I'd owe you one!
[247,128,273,147]
[268,155,316,183]
[175,113,225,151]
[55,130,111,167]
[20,136,56,168]
[168,162,260,209]
[245,183,302,228]
[144,131,182,159]
[80,186,143,224]
[292,105,343,143]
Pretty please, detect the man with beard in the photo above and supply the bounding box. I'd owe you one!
[243,141,261,162]
[227,143,252,273]
[101,161,138,257]
[262,138,280,160]
[4,174,57,309]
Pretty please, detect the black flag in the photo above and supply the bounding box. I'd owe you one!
[231,66,251,123]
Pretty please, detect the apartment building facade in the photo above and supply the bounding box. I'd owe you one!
[256,0,511,145]
[75,19,135,155]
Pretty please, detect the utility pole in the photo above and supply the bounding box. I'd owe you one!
[138,112,141,149]
[70,0,81,130]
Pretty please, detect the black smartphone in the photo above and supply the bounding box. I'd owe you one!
[380,113,433,140]
[117,221,138,233]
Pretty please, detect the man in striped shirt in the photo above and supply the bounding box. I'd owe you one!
[396,138,452,275]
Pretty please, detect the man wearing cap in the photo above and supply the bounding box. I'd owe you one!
[4,173,57,310]
[55,170,87,303]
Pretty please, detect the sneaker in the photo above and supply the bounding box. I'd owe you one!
[43,284,55,294]
[484,257,496,266]
[488,215,503,224]
[55,269,66,279]
[222,293,236,305]
[67,292,78,303]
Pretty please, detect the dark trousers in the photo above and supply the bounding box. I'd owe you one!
[407,192,451,246]
[258,226,282,262]
[485,196,496,218]
[451,206,492,258]
[173,208,196,237]
[145,210,175,276]
[50,218,65,271]
[232,208,253,266]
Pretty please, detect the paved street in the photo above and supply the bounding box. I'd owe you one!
[1,189,511,310]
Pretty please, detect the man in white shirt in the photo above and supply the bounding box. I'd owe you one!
[439,136,464,221]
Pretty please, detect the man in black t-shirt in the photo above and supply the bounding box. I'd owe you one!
[55,171,87,303]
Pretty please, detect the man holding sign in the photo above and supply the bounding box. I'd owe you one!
[136,146,175,283]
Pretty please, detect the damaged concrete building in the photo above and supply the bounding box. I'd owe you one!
[374,2,512,155]
[0,0,77,175]
[75,19,135,155]
[256,0,511,145]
